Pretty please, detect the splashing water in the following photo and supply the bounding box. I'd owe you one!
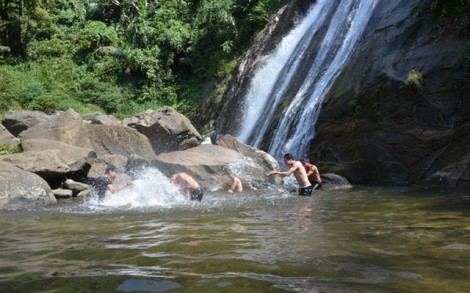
[86,168,186,210]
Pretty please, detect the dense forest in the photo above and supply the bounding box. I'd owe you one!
[0,0,468,122]
[0,0,289,120]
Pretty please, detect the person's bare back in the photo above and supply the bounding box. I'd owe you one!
[170,172,203,201]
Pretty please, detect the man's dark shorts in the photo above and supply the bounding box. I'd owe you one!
[298,185,313,196]
[311,180,322,190]
[190,187,203,201]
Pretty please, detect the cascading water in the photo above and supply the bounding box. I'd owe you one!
[237,0,377,159]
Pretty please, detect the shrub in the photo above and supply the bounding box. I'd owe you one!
[0,142,22,155]
[405,70,423,88]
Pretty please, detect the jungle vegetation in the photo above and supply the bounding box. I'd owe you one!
[0,0,288,120]
[0,0,468,121]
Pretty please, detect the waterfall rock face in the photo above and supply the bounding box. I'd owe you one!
[209,0,469,190]
[311,0,470,190]
[201,0,314,139]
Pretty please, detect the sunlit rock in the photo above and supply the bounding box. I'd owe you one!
[123,106,202,155]
[2,110,50,136]
[1,138,95,180]
[0,162,56,211]
[19,108,91,149]
[82,112,121,126]
[0,124,18,148]
[152,144,273,191]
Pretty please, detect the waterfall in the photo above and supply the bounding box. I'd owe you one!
[236,0,377,159]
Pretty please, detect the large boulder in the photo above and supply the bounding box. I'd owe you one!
[82,113,121,126]
[0,162,56,211]
[217,134,280,171]
[217,134,282,184]
[86,124,157,161]
[2,110,50,136]
[1,139,96,179]
[152,144,272,191]
[0,124,18,148]
[19,109,91,148]
[310,0,470,189]
[123,106,202,154]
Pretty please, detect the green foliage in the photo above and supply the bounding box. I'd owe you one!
[27,38,75,59]
[348,100,363,118]
[0,0,290,119]
[78,21,118,52]
[75,76,124,113]
[431,0,470,37]
[0,142,22,155]
[405,70,423,88]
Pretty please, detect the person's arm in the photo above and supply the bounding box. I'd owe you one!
[107,181,133,194]
[270,165,297,177]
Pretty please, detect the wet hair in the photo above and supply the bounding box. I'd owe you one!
[105,164,117,174]
[302,157,310,162]
[283,153,294,160]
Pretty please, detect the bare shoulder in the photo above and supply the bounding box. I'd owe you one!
[293,161,303,168]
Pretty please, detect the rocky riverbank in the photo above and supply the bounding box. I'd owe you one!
[0,108,350,211]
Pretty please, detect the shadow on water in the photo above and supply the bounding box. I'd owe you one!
[0,179,469,292]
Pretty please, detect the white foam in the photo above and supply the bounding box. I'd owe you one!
[86,167,186,210]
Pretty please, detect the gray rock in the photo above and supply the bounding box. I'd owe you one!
[0,162,56,211]
[0,124,18,148]
[2,110,50,136]
[19,109,91,148]
[320,173,352,190]
[52,188,73,198]
[82,113,121,126]
[217,134,281,184]
[63,179,91,192]
[123,106,202,154]
[87,154,129,178]
[2,139,96,179]
[152,144,271,191]
[86,124,157,161]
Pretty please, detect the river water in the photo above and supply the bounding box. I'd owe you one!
[0,182,469,292]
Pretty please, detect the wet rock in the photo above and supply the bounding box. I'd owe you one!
[152,144,272,191]
[63,179,91,196]
[52,188,73,198]
[217,134,281,185]
[320,173,352,190]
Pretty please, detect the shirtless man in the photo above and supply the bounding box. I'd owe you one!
[170,172,203,201]
[227,173,258,193]
[268,153,313,196]
[302,158,322,190]
[227,173,243,193]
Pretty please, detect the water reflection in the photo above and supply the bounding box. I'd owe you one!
[0,187,469,292]
[118,279,180,292]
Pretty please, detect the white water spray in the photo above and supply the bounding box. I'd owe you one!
[86,167,186,210]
